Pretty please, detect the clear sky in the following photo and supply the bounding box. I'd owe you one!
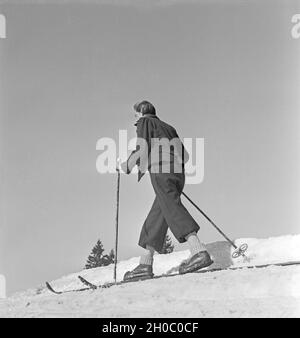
[0,0,300,295]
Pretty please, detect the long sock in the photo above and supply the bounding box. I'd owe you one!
[139,245,155,265]
[185,232,207,257]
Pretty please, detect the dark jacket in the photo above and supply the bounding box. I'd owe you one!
[124,115,189,181]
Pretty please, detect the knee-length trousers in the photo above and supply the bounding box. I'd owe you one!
[138,172,200,253]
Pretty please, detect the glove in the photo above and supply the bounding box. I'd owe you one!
[116,158,130,174]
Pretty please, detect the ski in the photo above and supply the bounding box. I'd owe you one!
[77,260,300,290]
[46,260,300,294]
[77,275,147,289]
[45,281,91,295]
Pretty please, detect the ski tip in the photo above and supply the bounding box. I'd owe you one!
[78,275,97,289]
[45,281,62,294]
[45,281,53,291]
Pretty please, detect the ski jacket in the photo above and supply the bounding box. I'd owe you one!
[124,115,189,181]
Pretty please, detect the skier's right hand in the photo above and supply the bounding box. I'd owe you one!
[116,158,121,172]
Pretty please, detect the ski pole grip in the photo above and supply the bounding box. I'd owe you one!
[116,157,121,172]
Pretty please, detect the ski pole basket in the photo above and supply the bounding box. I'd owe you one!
[232,243,248,259]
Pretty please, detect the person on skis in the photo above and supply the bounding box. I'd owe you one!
[120,100,213,282]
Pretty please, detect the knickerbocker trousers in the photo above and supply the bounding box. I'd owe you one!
[138,172,200,253]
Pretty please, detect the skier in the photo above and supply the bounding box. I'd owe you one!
[120,101,213,282]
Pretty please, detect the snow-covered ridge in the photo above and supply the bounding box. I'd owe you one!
[1,234,300,318]
[49,234,300,294]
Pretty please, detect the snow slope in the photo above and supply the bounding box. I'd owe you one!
[1,234,300,318]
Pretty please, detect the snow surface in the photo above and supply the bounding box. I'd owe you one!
[1,234,300,318]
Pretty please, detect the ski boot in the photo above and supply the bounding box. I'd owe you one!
[179,251,213,275]
[123,264,154,282]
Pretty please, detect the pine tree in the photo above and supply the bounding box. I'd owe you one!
[108,249,115,263]
[85,239,113,269]
[102,249,115,266]
[161,233,174,254]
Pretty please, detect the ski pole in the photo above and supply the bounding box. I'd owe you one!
[114,161,121,284]
[182,192,249,260]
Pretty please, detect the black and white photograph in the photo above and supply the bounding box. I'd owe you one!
[0,0,300,321]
